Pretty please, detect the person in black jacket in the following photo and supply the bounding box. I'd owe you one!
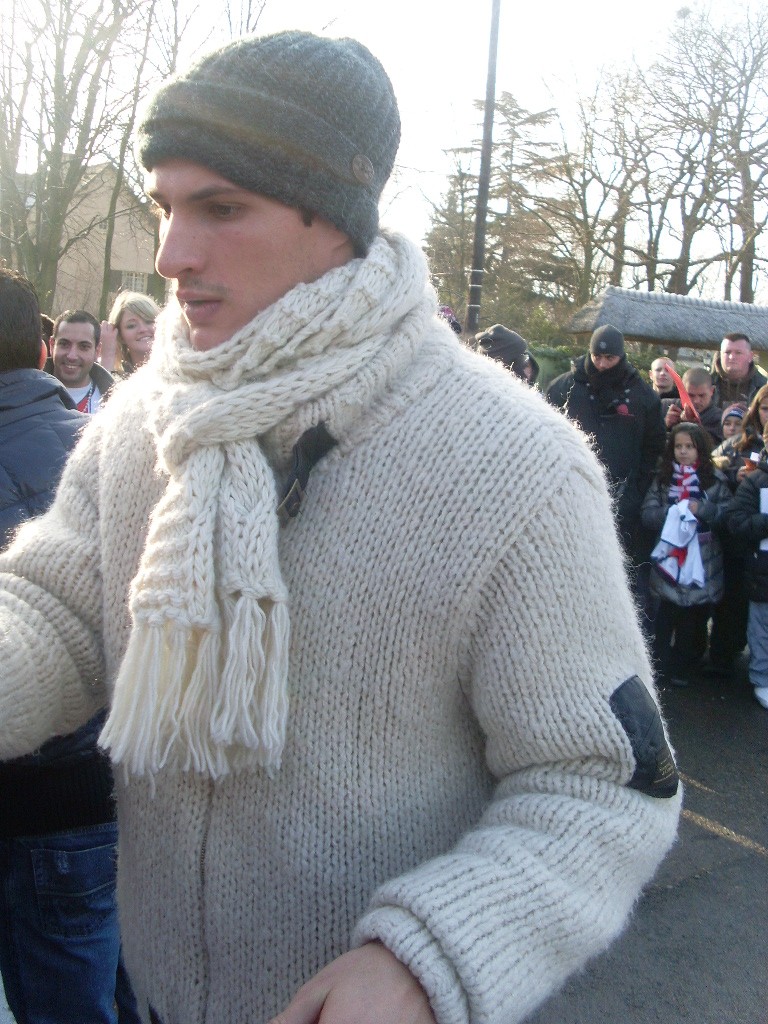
[726,421,768,710]
[662,365,723,445]
[546,325,666,558]
[0,269,140,1024]
[475,323,540,385]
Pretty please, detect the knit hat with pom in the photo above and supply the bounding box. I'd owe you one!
[137,31,401,255]
[721,402,747,425]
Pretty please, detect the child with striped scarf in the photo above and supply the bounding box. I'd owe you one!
[641,423,731,686]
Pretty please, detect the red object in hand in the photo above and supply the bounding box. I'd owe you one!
[664,362,701,425]
[616,404,630,415]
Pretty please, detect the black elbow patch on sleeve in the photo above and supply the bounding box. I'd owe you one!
[609,676,679,798]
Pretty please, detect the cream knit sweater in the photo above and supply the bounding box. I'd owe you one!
[0,235,680,1024]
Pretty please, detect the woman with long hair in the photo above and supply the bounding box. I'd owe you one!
[711,385,768,490]
[733,383,768,453]
[100,292,161,377]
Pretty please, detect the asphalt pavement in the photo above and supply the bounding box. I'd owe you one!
[1,660,765,1024]
[529,655,767,1024]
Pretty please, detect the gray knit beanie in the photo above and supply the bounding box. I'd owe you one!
[136,31,400,255]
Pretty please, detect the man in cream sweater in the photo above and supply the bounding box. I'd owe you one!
[0,30,680,1024]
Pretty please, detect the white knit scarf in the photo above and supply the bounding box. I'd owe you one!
[100,231,436,780]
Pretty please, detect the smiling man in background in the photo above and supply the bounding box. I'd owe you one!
[0,31,680,1024]
[49,310,114,413]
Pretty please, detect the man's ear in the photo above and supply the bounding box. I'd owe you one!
[37,339,47,370]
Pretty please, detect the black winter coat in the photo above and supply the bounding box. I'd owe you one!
[546,356,666,531]
[727,466,768,602]
[0,369,84,548]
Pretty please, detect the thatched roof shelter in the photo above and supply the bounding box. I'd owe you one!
[566,286,768,352]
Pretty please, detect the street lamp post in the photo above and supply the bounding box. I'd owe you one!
[464,0,501,337]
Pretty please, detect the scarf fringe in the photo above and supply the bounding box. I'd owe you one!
[101,611,289,780]
[211,596,290,769]
[177,630,225,776]
[100,624,175,776]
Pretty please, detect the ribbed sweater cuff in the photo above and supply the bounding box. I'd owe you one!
[0,753,115,838]
[353,906,468,1024]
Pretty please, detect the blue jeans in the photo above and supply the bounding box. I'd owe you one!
[0,821,141,1024]
[747,600,768,690]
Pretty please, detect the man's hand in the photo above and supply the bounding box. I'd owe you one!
[269,942,436,1024]
[99,321,118,371]
[664,404,682,429]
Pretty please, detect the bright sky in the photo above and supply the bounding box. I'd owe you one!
[232,0,711,241]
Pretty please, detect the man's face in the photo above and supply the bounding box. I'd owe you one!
[147,160,354,351]
[686,382,715,414]
[591,353,621,372]
[52,321,99,388]
[720,339,752,382]
[650,360,673,392]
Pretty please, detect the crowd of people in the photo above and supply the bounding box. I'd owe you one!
[532,325,768,705]
[478,317,768,708]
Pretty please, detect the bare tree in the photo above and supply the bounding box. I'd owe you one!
[152,0,201,77]
[426,5,768,328]
[527,90,628,306]
[714,9,768,301]
[98,0,159,316]
[621,7,768,298]
[224,0,268,37]
[0,0,157,309]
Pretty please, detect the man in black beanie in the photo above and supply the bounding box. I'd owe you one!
[0,33,680,1024]
[547,324,665,555]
